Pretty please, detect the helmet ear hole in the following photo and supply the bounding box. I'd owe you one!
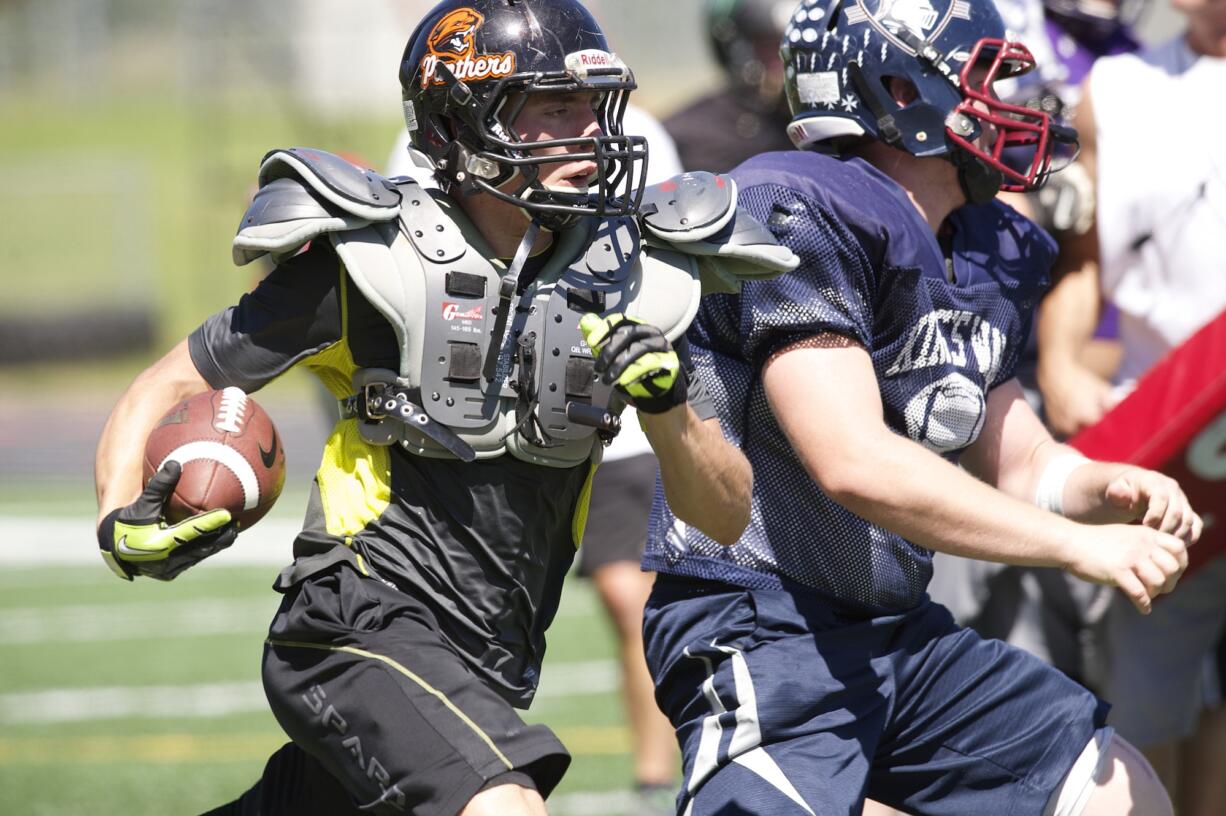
[882,76,919,107]
[825,1,844,32]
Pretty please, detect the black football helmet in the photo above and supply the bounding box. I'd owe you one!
[400,0,648,230]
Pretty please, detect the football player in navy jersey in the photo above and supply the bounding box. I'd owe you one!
[639,1,1202,814]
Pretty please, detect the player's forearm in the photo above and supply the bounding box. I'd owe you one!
[641,407,752,546]
[94,340,210,523]
[825,429,1081,569]
[1059,459,1150,524]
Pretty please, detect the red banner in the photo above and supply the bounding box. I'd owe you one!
[1069,309,1226,576]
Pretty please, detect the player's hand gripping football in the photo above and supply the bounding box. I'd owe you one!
[97,461,237,582]
[580,313,686,414]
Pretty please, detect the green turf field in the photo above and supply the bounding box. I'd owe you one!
[0,564,645,815]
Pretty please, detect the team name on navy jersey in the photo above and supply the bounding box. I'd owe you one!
[886,309,1007,381]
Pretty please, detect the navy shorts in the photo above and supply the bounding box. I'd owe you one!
[643,577,1109,816]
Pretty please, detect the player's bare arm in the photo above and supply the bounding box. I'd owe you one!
[580,312,752,545]
[641,409,751,546]
[1036,76,1115,436]
[94,338,211,523]
[93,338,237,581]
[763,333,1188,613]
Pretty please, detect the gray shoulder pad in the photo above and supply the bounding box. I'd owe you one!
[259,148,400,221]
[641,172,737,243]
[647,205,800,295]
[232,148,404,266]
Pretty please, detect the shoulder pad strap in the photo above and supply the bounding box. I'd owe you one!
[641,172,737,243]
[399,184,469,264]
[259,148,401,222]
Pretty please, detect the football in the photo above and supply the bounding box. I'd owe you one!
[143,387,286,529]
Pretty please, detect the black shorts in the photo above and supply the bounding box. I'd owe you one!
[577,453,657,577]
[261,561,570,816]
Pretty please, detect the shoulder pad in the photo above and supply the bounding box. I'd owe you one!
[645,205,800,294]
[641,172,737,243]
[232,148,404,266]
[259,148,400,221]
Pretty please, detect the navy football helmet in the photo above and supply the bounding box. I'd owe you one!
[400,0,648,229]
[781,0,1078,203]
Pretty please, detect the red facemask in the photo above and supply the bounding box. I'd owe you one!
[945,38,1078,193]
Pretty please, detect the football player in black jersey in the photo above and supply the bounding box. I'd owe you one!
[92,2,775,814]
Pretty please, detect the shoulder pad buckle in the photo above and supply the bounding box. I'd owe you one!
[259,148,401,222]
[641,172,737,243]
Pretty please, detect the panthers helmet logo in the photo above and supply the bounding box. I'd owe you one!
[427,8,484,58]
[419,7,516,87]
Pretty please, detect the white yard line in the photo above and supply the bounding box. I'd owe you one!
[0,681,267,724]
[550,790,645,816]
[0,517,298,566]
[0,659,618,725]
[0,599,276,645]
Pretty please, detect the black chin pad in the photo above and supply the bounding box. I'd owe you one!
[953,152,1004,206]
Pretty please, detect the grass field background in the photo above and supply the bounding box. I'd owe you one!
[0,560,646,816]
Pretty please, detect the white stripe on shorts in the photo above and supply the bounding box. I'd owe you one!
[682,640,815,815]
[1045,726,1114,816]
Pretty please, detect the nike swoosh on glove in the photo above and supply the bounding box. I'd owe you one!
[98,461,237,581]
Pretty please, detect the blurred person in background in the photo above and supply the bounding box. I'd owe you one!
[386,94,688,816]
[1035,1,1226,812]
[664,0,796,172]
[993,0,1141,235]
[90,0,795,813]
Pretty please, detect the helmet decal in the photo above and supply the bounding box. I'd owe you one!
[420,8,516,87]
[428,8,482,56]
[842,0,972,55]
[876,0,940,37]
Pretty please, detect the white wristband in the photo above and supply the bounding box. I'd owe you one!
[1035,453,1091,516]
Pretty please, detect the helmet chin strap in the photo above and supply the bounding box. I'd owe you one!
[518,181,586,231]
[951,150,1004,206]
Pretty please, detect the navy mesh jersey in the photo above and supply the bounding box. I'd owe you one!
[643,150,1056,613]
